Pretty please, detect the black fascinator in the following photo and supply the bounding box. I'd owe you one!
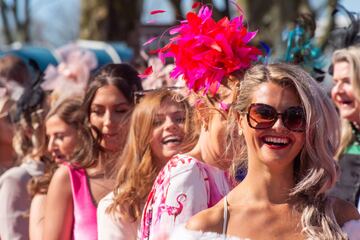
[329,4,360,50]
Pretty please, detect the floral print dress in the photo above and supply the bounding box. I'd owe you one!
[139,154,234,240]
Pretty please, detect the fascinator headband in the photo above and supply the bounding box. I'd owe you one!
[326,5,360,75]
[41,44,97,105]
[283,14,325,82]
[41,44,97,92]
[145,3,262,95]
[329,4,360,50]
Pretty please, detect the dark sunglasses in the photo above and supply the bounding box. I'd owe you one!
[243,103,306,132]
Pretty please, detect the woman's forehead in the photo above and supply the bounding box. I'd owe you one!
[250,82,301,107]
[157,99,185,114]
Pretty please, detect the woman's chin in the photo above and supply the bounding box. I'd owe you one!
[101,143,122,153]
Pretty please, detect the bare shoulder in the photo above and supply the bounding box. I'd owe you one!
[186,200,224,233]
[31,193,47,208]
[29,194,46,222]
[52,165,70,183]
[43,165,74,240]
[331,197,360,226]
[48,165,71,195]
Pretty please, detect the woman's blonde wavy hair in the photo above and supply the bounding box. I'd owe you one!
[107,88,198,222]
[229,63,347,239]
[332,46,360,159]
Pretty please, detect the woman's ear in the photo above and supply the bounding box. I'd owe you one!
[237,112,244,134]
[196,101,211,131]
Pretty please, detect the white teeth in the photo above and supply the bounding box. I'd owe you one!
[264,137,289,144]
[163,136,180,141]
[162,135,181,144]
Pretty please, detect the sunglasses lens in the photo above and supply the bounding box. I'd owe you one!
[283,107,305,132]
[248,104,277,129]
[247,104,306,132]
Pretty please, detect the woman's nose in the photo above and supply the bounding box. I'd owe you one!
[271,115,288,131]
[163,117,177,131]
[48,137,55,152]
[333,82,344,94]
[103,111,114,127]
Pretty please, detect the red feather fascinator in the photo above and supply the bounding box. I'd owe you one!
[157,4,262,95]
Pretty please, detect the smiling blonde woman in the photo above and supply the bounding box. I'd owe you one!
[177,63,360,240]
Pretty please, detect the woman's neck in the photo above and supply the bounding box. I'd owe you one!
[87,153,107,176]
[187,133,214,161]
[240,161,296,204]
[186,141,202,161]
[98,150,124,176]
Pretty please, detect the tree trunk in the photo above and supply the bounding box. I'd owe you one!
[0,0,31,44]
[23,0,31,42]
[169,0,230,21]
[0,0,14,44]
[316,0,338,49]
[169,0,182,20]
[80,0,144,56]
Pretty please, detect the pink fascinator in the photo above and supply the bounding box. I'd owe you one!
[0,78,24,101]
[155,3,262,95]
[41,44,97,105]
[0,78,24,114]
[139,49,177,89]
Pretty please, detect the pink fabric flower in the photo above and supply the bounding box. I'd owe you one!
[0,78,24,101]
[42,46,97,91]
[41,44,98,104]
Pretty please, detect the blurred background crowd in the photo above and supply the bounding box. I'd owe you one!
[0,0,360,240]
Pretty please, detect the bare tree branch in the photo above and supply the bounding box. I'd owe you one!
[80,0,144,56]
[169,0,230,21]
[0,0,13,43]
[24,0,31,41]
[169,0,182,20]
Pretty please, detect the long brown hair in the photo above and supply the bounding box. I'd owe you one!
[108,89,197,221]
[74,63,143,169]
[28,97,84,196]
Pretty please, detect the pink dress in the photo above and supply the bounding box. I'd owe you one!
[140,154,234,240]
[65,164,98,240]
